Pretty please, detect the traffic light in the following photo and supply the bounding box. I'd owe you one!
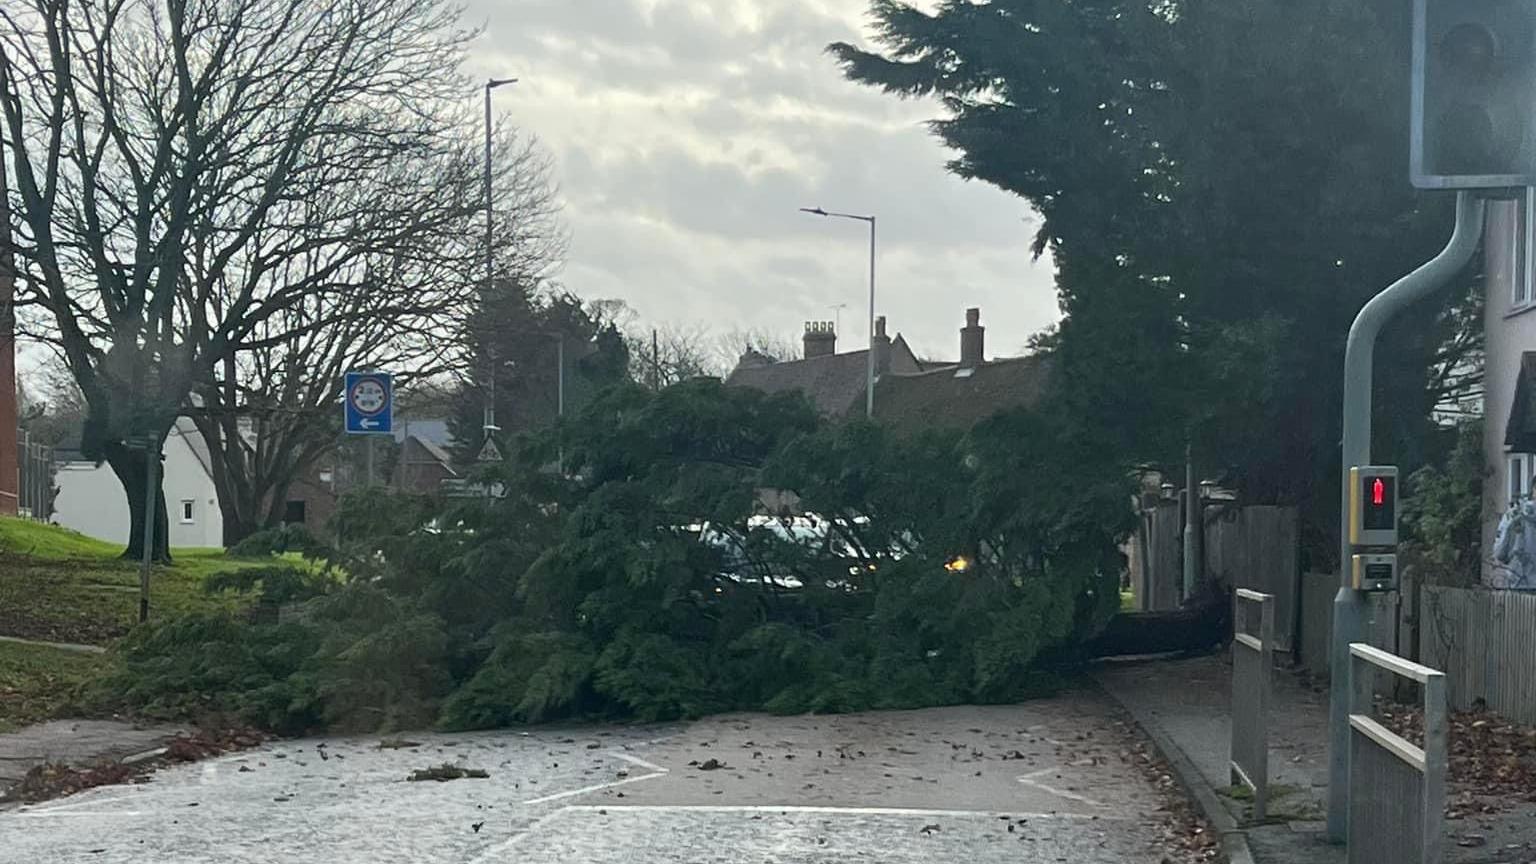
[1411,0,1536,188]
[1348,466,1399,547]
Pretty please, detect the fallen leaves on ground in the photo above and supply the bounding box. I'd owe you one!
[1,725,266,804]
[1112,718,1221,862]
[1379,703,1536,817]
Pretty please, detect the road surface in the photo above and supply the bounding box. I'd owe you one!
[0,688,1204,863]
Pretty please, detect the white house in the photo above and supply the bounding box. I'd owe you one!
[53,416,224,548]
[1482,195,1536,586]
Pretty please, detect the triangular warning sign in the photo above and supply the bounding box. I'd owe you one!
[476,436,504,462]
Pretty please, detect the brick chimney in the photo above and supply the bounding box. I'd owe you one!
[872,315,892,374]
[803,321,836,358]
[959,307,984,368]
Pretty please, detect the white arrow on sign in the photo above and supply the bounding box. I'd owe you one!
[359,418,380,429]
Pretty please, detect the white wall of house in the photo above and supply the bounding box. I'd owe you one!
[53,419,223,549]
[1482,196,1536,583]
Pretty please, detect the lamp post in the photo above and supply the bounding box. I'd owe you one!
[483,76,516,445]
[800,207,876,418]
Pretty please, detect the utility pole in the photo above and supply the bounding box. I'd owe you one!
[652,328,660,390]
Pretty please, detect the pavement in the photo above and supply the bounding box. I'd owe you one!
[0,635,107,655]
[0,688,1209,863]
[1096,652,1536,864]
[0,719,190,793]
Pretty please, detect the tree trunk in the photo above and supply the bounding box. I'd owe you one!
[221,512,263,548]
[106,441,172,563]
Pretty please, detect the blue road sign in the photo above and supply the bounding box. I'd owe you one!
[344,371,393,435]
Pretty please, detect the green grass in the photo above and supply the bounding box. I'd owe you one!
[1120,589,1137,612]
[0,517,297,646]
[0,519,124,559]
[0,640,108,732]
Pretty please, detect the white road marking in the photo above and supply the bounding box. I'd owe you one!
[15,788,145,815]
[561,804,1129,820]
[1016,767,1107,808]
[521,770,668,807]
[466,802,1129,864]
[610,752,667,773]
[12,809,146,818]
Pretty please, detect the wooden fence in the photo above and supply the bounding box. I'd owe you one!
[1130,502,1300,652]
[1420,586,1536,725]
[1204,505,1299,654]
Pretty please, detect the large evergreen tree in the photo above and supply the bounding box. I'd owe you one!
[832,0,1481,565]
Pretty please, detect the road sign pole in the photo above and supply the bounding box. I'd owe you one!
[138,434,158,623]
[1328,190,1484,842]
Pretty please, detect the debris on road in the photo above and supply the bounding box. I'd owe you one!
[1,726,265,804]
[406,764,490,782]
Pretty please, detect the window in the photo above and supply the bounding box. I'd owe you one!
[1514,188,1534,309]
[1509,454,1535,507]
[180,500,195,524]
[283,500,307,525]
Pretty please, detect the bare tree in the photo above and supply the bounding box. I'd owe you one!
[0,0,505,558]
[193,134,562,545]
[713,326,801,372]
[628,322,718,389]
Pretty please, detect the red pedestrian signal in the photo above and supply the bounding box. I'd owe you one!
[1373,478,1385,507]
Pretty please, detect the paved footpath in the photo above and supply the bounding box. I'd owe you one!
[1097,653,1536,864]
[0,720,189,794]
[0,687,1206,863]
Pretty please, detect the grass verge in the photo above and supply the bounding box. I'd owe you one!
[0,641,107,733]
[0,517,293,646]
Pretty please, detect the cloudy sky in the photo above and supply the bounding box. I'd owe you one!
[464,0,1059,361]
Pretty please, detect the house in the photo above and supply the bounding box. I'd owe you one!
[867,308,1053,430]
[1483,195,1536,585]
[53,416,223,547]
[724,317,924,416]
[280,416,459,537]
[725,307,1052,429]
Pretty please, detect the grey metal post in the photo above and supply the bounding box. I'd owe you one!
[1328,190,1485,842]
[865,216,876,419]
[556,334,565,473]
[138,436,158,623]
[1422,673,1446,864]
[1183,443,1199,600]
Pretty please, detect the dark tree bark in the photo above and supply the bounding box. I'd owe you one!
[104,440,171,563]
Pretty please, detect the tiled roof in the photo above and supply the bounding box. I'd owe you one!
[724,349,874,416]
[867,354,1054,431]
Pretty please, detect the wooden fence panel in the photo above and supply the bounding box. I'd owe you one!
[1421,587,1536,724]
[1205,505,1299,654]
[1144,503,1183,612]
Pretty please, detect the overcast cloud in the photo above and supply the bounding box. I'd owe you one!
[466,0,1059,361]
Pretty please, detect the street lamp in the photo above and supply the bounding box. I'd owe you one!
[483,76,516,443]
[800,207,876,418]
